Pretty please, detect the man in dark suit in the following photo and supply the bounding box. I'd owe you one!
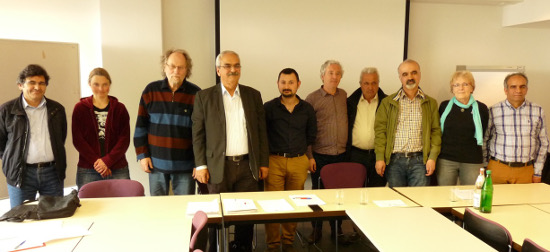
[192,50,269,252]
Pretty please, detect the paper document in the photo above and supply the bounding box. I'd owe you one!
[289,194,326,206]
[222,199,257,213]
[0,220,90,251]
[257,199,294,212]
[373,200,407,207]
[186,199,220,215]
[454,189,474,200]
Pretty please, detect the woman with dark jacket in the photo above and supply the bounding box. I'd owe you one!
[437,70,488,185]
[72,68,130,189]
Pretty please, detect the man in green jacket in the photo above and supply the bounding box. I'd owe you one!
[374,59,441,187]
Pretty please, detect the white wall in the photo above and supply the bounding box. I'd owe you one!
[408,2,550,123]
[219,0,406,101]
[161,0,217,89]
[99,0,164,195]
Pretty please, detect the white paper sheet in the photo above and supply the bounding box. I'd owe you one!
[0,220,90,251]
[257,199,294,212]
[222,199,257,213]
[186,199,220,215]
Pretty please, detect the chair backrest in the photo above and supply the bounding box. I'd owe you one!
[320,162,367,189]
[523,238,550,252]
[463,208,513,252]
[190,210,208,251]
[78,179,145,198]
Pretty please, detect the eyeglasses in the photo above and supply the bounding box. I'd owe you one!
[452,83,470,88]
[219,64,241,70]
[165,64,186,72]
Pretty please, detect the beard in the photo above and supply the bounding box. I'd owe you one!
[405,79,416,90]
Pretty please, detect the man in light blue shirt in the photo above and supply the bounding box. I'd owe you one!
[0,64,67,208]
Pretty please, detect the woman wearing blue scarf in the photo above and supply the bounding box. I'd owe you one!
[436,71,489,185]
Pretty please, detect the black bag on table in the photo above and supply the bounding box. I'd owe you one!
[0,189,81,222]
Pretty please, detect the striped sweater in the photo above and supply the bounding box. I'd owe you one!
[134,78,200,173]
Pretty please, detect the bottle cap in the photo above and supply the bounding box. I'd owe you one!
[486,170,492,174]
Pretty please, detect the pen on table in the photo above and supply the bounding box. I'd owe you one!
[14,240,26,250]
[294,197,312,200]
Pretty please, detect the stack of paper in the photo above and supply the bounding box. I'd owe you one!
[222,199,257,213]
[186,199,220,215]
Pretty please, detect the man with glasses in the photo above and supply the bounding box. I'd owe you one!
[0,64,67,208]
[134,49,201,196]
[192,50,269,252]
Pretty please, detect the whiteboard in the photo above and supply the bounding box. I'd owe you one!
[0,39,80,199]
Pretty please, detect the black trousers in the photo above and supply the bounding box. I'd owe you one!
[207,158,260,252]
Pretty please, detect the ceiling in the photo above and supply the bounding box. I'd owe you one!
[410,0,523,5]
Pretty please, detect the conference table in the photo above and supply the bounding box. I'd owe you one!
[4,183,549,251]
[393,183,550,212]
[73,194,221,251]
[452,205,550,251]
[220,187,419,224]
[347,207,495,251]
[0,194,221,252]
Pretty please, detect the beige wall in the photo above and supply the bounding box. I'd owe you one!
[99,0,164,195]
[162,0,217,89]
[408,2,550,122]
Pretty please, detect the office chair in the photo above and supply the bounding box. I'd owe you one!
[317,162,367,251]
[190,210,208,252]
[78,179,145,198]
[522,238,550,252]
[463,208,513,252]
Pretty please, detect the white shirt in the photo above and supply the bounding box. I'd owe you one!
[352,93,378,150]
[221,83,249,156]
[196,84,249,171]
[22,96,55,163]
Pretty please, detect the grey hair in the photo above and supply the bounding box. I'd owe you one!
[397,59,420,73]
[360,67,379,81]
[161,49,193,78]
[320,60,344,78]
[503,72,528,88]
[215,50,240,67]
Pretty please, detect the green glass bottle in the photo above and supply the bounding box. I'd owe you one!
[480,170,493,213]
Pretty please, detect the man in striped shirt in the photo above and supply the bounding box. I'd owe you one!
[483,72,549,184]
[134,49,201,195]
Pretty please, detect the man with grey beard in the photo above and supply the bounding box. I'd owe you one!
[374,59,441,187]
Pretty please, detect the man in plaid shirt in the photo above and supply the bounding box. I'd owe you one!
[483,72,549,184]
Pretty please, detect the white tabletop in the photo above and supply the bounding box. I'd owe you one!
[219,188,419,222]
[394,183,550,210]
[347,207,496,252]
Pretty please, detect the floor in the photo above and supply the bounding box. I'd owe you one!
[245,219,379,252]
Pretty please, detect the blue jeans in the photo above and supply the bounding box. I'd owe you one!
[7,165,63,208]
[149,170,195,196]
[386,154,429,187]
[76,166,130,190]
